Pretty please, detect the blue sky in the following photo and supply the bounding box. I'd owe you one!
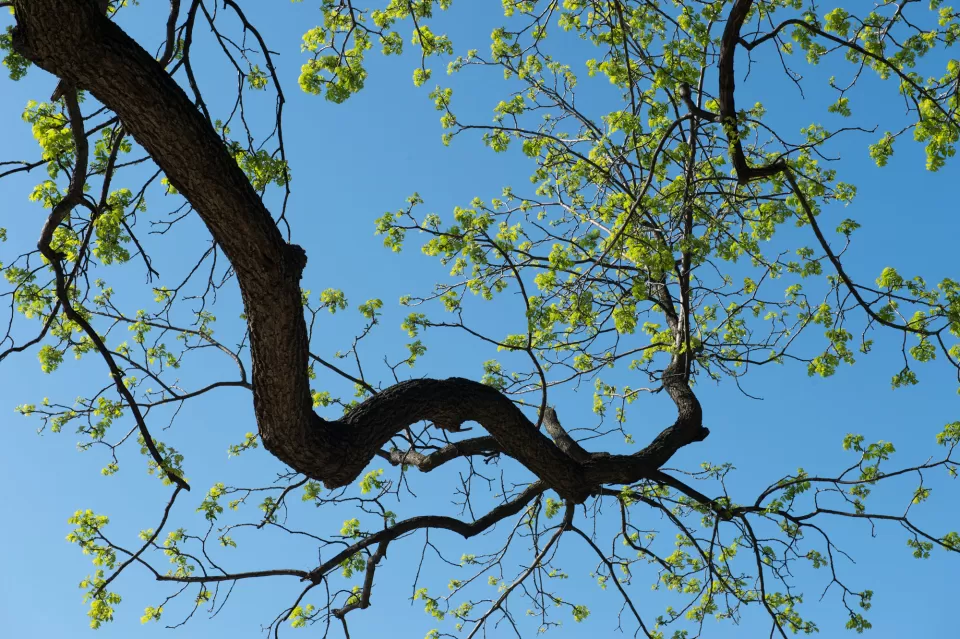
[1,2,958,637]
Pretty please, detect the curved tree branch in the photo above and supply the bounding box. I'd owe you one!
[10,0,709,506]
[718,0,787,184]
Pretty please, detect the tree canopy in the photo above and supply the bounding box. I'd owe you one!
[1,0,959,637]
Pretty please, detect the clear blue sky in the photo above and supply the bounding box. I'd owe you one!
[1,2,957,638]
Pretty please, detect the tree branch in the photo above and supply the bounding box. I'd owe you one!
[10,0,709,505]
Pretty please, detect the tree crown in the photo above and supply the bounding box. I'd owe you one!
[1,0,959,637]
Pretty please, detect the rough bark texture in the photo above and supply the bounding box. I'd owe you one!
[12,0,708,504]
[542,407,592,463]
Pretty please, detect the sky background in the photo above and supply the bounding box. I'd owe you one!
[1,1,958,638]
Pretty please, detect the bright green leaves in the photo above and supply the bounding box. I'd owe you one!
[863,439,896,461]
[228,432,259,457]
[914,90,959,171]
[790,15,828,65]
[195,310,217,338]
[480,359,507,390]
[197,483,226,521]
[80,397,124,441]
[153,286,174,304]
[612,302,638,334]
[258,496,279,524]
[233,147,289,191]
[79,571,122,630]
[935,421,960,447]
[413,67,432,87]
[760,591,818,634]
[571,604,590,622]
[246,64,269,90]
[0,26,30,80]
[299,0,454,100]
[374,211,406,251]
[907,538,934,559]
[807,328,855,378]
[140,606,163,624]
[845,612,873,633]
[489,25,521,63]
[319,288,348,313]
[67,509,116,569]
[869,132,896,167]
[23,101,74,176]
[358,468,384,494]
[780,3,960,172]
[483,130,511,153]
[891,367,919,389]
[4,264,53,321]
[912,486,932,504]
[414,588,445,621]
[427,86,456,142]
[494,94,525,121]
[358,298,383,320]
[942,531,960,550]
[823,8,852,38]
[405,339,427,366]
[67,510,122,629]
[450,600,473,621]
[302,480,323,502]
[38,344,64,373]
[340,517,362,538]
[8,3,958,636]
[339,552,366,578]
[94,189,135,265]
[401,312,428,338]
[299,23,371,103]
[842,433,865,452]
[412,23,453,58]
[827,97,852,117]
[289,604,316,628]
[909,336,937,363]
[805,549,828,570]
[836,218,860,236]
[91,128,132,174]
[139,435,185,486]
[127,310,152,344]
[840,435,899,513]
[311,389,333,408]
[161,528,194,579]
[160,177,178,195]
[865,264,960,385]
[299,51,367,103]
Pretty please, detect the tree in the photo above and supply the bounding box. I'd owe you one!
[1,0,959,636]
